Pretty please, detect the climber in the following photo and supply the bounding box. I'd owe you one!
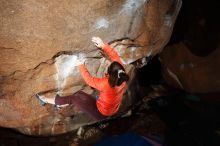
[35,36,129,117]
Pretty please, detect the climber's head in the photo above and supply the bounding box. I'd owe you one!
[107,61,129,87]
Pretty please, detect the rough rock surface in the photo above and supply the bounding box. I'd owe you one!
[160,0,220,94]
[160,43,220,93]
[0,0,181,135]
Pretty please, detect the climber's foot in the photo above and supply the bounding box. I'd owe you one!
[35,94,46,106]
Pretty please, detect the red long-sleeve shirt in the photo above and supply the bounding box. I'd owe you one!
[78,44,126,116]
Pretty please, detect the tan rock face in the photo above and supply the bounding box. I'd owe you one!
[0,0,181,135]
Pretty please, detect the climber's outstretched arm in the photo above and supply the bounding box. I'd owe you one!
[91,37,123,65]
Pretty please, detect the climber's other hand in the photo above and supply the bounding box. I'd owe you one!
[92,36,104,48]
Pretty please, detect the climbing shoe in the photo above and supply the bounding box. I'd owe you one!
[35,94,46,106]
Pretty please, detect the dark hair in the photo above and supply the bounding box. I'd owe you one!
[107,61,129,87]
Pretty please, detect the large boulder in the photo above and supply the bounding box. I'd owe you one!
[0,0,181,135]
[160,0,220,94]
[160,42,220,93]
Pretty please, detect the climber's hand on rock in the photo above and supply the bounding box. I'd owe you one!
[76,53,86,66]
[92,36,104,48]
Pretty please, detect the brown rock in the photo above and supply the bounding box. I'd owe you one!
[0,0,181,135]
[160,42,220,93]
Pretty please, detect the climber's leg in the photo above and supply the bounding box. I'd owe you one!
[35,94,69,107]
[72,91,106,120]
[43,96,56,104]
[55,95,73,106]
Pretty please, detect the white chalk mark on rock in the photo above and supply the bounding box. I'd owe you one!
[55,54,82,92]
[120,0,147,13]
[95,18,109,29]
[164,15,172,27]
[131,47,137,52]
[55,55,78,78]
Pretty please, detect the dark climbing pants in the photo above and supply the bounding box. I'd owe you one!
[55,91,106,120]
